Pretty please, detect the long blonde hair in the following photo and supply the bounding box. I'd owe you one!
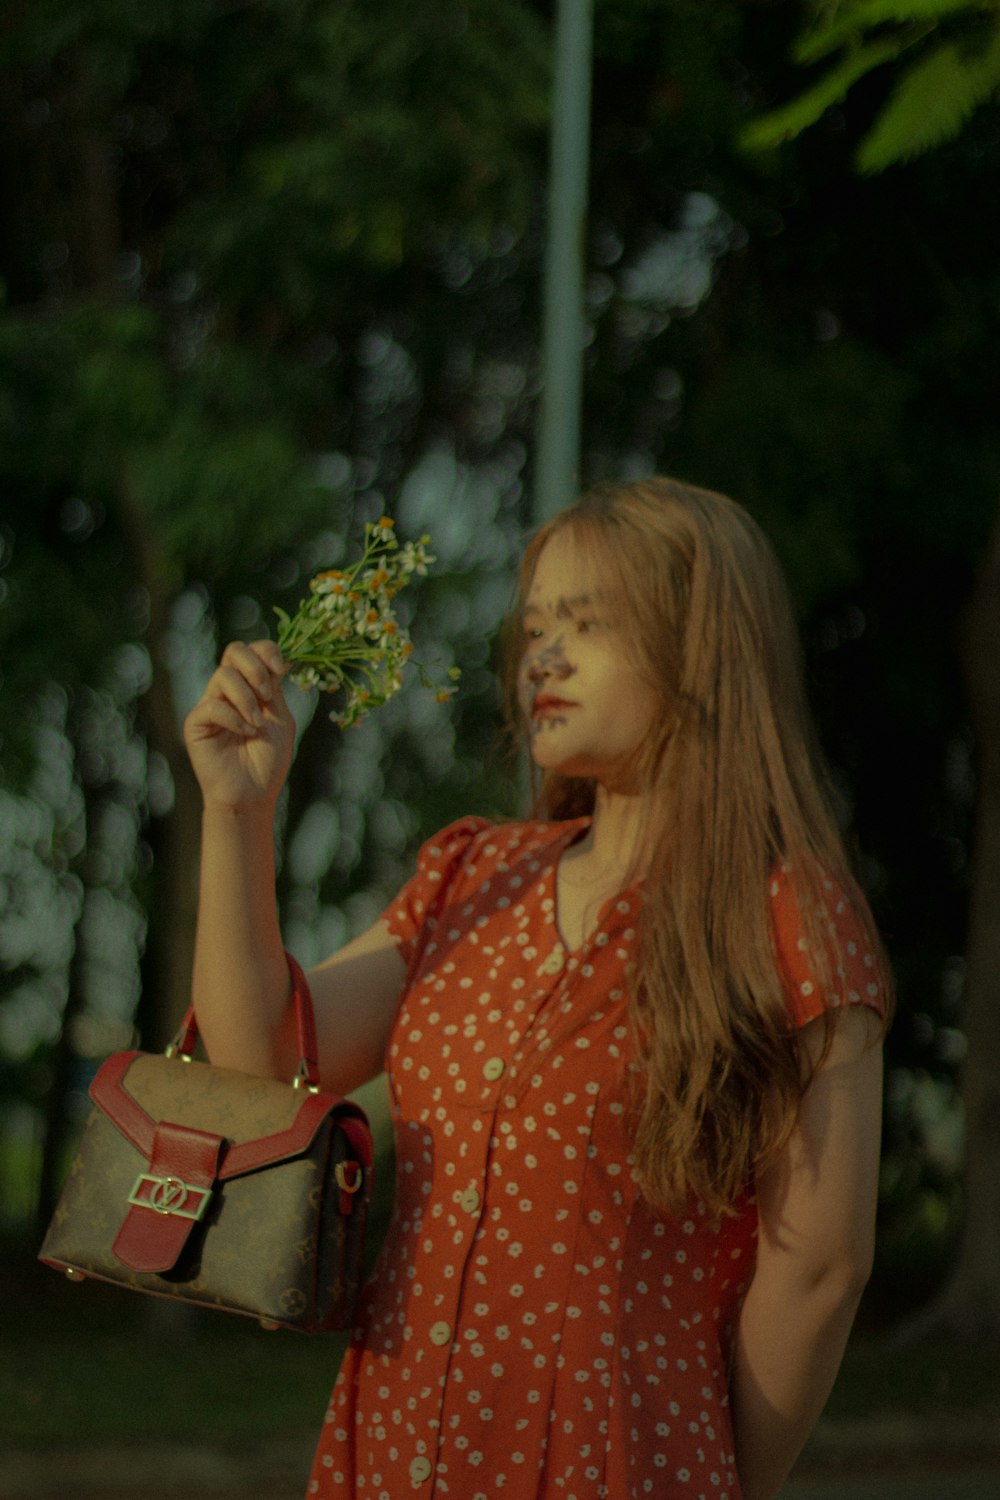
[505,476,891,1216]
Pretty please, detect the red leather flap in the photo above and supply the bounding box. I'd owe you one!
[218,1091,350,1179]
[89,1052,371,1182]
[112,1121,225,1274]
[151,1120,225,1188]
[91,1051,155,1157]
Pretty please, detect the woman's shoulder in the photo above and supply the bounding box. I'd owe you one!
[385,816,587,956]
[767,858,889,1028]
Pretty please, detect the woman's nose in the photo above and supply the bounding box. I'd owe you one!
[526,640,570,682]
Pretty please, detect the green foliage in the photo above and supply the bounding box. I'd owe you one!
[127,403,322,577]
[0,0,191,72]
[857,27,1000,168]
[0,0,552,1229]
[741,0,1000,170]
[168,0,550,310]
[739,37,906,151]
[793,0,986,64]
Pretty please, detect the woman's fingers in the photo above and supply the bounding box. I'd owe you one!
[186,691,258,740]
[187,642,290,740]
[222,664,271,725]
[220,640,286,700]
[184,642,295,809]
[218,643,286,715]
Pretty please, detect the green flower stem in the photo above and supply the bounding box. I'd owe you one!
[270,517,456,728]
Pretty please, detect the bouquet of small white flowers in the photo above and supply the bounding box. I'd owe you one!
[274,516,459,728]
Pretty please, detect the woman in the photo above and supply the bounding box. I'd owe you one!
[184,477,890,1499]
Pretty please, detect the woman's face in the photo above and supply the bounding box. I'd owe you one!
[517,530,661,790]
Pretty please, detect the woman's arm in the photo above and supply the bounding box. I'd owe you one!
[730,1005,884,1500]
[185,640,406,1093]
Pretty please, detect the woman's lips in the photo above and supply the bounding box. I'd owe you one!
[532,694,577,717]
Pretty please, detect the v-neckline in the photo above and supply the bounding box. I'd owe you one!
[547,817,633,957]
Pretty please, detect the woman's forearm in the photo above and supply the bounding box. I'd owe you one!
[731,1007,884,1498]
[182,641,304,1078]
[729,1259,867,1500]
[191,801,296,1078]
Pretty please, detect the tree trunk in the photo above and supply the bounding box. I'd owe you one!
[918,499,1000,1339]
[135,710,203,1052]
[30,57,122,1222]
[118,489,203,1050]
[34,780,94,1238]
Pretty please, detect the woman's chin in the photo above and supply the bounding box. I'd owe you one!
[529,743,594,780]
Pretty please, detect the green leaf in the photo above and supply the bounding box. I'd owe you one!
[795,0,996,66]
[856,29,1000,169]
[739,38,903,151]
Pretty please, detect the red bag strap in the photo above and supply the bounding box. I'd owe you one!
[167,952,321,1090]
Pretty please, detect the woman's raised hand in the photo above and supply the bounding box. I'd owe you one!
[184,641,296,810]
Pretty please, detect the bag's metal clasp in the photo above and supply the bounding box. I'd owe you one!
[334,1161,362,1194]
[128,1173,211,1221]
[293,1059,320,1094]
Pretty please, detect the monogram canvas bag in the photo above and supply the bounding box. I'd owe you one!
[39,956,372,1333]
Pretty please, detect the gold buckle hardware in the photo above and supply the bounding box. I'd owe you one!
[335,1161,362,1194]
[293,1059,320,1094]
[128,1173,211,1221]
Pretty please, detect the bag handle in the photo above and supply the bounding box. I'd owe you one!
[166,953,321,1091]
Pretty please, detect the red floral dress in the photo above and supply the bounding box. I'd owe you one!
[308,817,884,1500]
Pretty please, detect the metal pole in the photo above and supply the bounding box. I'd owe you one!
[534,0,594,524]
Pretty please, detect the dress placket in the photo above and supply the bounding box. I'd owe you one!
[401,961,577,1493]
[399,1112,492,1490]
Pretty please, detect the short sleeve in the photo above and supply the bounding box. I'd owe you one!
[382,816,493,975]
[769,863,887,1030]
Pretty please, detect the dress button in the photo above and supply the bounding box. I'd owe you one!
[429,1320,452,1345]
[409,1456,433,1483]
[460,1186,481,1214]
[483,1056,505,1081]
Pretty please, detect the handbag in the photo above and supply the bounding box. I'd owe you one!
[38,954,373,1333]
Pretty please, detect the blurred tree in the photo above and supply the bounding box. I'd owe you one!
[736,0,1000,1340]
[0,0,550,1229]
